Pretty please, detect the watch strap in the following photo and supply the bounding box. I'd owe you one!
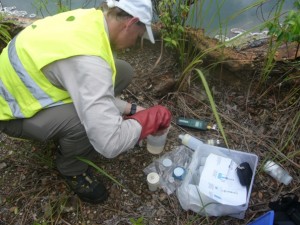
[129,103,137,115]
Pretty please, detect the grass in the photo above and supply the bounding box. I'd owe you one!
[0,14,12,44]
[195,68,229,147]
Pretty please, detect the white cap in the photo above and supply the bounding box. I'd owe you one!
[147,172,160,191]
[106,0,155,43]
[147,172,160,185]
[178,134,184,140]
[162,158,173,167]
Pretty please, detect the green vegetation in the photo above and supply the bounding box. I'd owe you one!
[256,1,300,169]
[261,0,300,82]
[77,156,127,190]
[32,0,99,17]
[129,217,145,225]
[195,69,228,147]
[157,4,298,110]
[157,0,202,75]
[158,0,189,50]
[0,23,11,44]
[0,14,12,44]
[267,0,300,58]
[32,0,72,16]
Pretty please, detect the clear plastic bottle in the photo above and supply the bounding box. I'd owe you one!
[263,160,292,185]
[178,134,204,151]
[179,134,224,150]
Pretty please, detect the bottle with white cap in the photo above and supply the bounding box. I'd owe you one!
[179,134,225,150]
[178,134,204,151]
[147,172,160,191]
[263,160,293,185]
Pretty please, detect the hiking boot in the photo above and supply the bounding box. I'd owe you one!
[64,168,108,204]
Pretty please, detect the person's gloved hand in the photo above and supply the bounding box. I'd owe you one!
[126,105,171,140]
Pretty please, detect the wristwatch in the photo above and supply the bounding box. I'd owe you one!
[129,103,137,115]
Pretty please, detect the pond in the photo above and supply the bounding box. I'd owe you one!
[0,0,294,36]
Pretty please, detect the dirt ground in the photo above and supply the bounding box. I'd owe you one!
[0,27,299,225]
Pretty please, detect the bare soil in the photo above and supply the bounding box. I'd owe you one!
[0,21,299,225]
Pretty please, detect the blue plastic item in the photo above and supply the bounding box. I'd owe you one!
[247,210,274,225]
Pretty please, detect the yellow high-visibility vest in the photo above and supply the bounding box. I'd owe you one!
[0,8,116,120]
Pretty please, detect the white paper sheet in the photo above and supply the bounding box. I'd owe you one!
[199,153,247,206]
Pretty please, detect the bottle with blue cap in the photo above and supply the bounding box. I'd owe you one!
[173,166,186,180]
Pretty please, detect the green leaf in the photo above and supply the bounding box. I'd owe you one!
[195,69,229,147]
[171,39,177,46]
[66,16,75,21]
[77,157,125,189]
[163,37,172,42]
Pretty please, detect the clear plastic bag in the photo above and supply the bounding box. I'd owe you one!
[143,145,193,195]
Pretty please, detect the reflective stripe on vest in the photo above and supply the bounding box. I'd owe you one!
[0,78,24,118]
[8,37,57,108]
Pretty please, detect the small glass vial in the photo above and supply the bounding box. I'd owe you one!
[263,160,292,185]
[205,139,225,147]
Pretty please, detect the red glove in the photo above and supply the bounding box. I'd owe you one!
[126,105,172,140]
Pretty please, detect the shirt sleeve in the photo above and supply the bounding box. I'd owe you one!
[114,98,128,114]
[42,55,142,158]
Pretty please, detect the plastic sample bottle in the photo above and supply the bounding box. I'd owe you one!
[147,172,160,191]
[147,127,170,154]
[173,167,186,180]
[263,160,293,185]
[179,134,224,150]
[178,134,204,151]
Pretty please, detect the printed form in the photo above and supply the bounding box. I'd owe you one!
[199,153,247,206]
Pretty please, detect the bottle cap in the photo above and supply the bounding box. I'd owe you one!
[147,172,160,191]
[147,172,160,185]
[162,158,172,167]
[263,160,277,172]
[173,167,186,180]
[178,134,184,140]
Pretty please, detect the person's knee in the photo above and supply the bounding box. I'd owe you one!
[115,59,134,79]
[114,59,134,95]
[0,120,23,138]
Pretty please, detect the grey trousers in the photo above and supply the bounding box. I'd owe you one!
[0,59,133,176]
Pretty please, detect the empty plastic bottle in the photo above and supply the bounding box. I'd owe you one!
[263,160,292,185]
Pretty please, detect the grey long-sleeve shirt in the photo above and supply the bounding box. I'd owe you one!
[42,55,142,158]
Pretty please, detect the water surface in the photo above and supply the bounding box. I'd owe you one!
[0,0,294,36]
